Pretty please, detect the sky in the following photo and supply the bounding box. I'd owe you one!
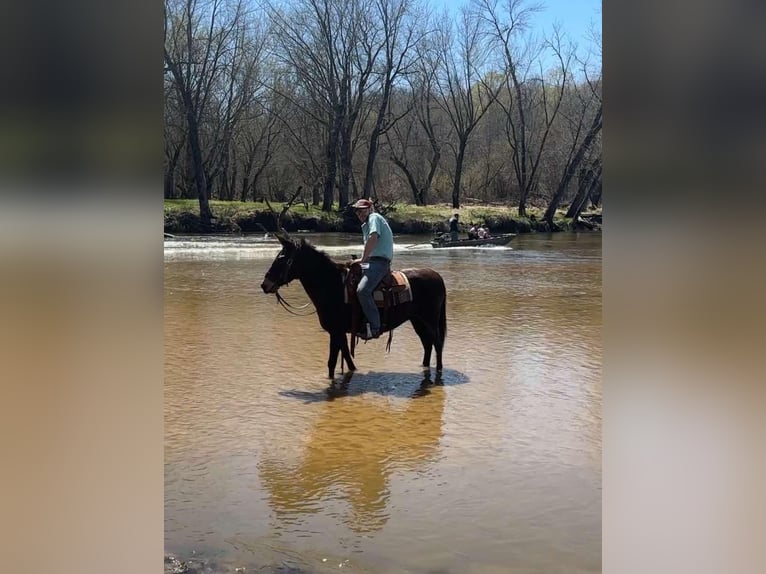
[529,0,601,47]
[436,0,602,67]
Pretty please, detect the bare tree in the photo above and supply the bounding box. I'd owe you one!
[164,81,186,198]
[267,0,342,211]
[268,0,383,211]
[566,155,601,219]
[433,10,500,209]
[336,0,381,208]
[360,0,425,199]
[543,79,602,226]
[161,0,602,222]
[386,48,445,205]
[203,12,269,201]
[237,104,282,201]
[164,0,250,226]
[475,0,577,217]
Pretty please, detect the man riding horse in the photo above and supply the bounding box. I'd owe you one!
[350,198,394,341]
[260,208,446,379]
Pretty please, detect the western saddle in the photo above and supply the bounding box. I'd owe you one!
[344,262,412,352]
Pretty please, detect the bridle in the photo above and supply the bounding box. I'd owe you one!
[278,248,296,286]
[271,246,316,316]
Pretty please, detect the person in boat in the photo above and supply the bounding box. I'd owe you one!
[448,213,460,242]
[467,223,479,240]
[477,225,490,239]
[351,198,394,340]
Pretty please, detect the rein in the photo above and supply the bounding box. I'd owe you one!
[275,291,316,316]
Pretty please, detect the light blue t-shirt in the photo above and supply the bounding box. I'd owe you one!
[362,212,394,261]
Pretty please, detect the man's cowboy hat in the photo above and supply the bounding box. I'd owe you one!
[351,198,373,209]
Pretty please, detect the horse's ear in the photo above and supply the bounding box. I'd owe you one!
[276,231,293,248]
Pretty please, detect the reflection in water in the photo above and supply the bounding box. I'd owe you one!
[260,373,445,533]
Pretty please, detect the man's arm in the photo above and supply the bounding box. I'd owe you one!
[361,232,378,262]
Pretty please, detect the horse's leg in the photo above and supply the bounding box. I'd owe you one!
[340,334,356,372]
[410,317,434,368]
[434,332,444,373]
[327,333,341,379]
[414,299,447,373]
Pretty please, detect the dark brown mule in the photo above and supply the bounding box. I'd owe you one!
[261,235,447,379]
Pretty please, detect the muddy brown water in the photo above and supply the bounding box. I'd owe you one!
[165,232,601,574]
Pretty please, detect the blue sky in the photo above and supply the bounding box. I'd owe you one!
[531,0,601,47]
[436,0,602,62]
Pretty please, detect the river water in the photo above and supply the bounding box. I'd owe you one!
[164,232,602,573]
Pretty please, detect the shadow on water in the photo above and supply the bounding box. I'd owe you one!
[278,367,469,403]
[260,369,468,535]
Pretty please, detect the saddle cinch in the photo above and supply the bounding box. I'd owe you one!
[344,262,413,351]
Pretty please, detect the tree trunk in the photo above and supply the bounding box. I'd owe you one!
[228,164,237,202]
[350,170,359,202]
[362,82,392,198]
[421,149,440,207]
[515,149,531,217]
[391,155,422,205]
[338,127,352,207]
[164,143,182,199]
[164,169,175,199]
[571,164,602,221]
[518,192,527,218]
[186,108,213,226]
[220,152,232,200]
[567,162,601,218]
[544,107,602,226]
[513,71,529,218]
[239,148,255,201]
[590,180,602,208]
[451,141,467,209]
[566,165,594,218]
[362,118,384,199]
[240,176,249,202]
[322,112,341,212]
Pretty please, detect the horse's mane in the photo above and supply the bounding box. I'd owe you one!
[297,239,349,275]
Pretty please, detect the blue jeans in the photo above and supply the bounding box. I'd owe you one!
[356,257,390,333]
[450,231,458,242]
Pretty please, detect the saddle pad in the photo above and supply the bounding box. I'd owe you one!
[381,270,410,292]
[373,271,412,307]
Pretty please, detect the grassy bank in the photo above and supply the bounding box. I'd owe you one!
[164,199,601,235]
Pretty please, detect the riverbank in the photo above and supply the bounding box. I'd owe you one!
[164,200,601,235]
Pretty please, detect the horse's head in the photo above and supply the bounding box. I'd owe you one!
[261,232,301,293]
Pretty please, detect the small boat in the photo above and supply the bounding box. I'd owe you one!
[430,233,516,248]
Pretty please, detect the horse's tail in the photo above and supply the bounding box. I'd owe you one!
[439,292,447,343]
